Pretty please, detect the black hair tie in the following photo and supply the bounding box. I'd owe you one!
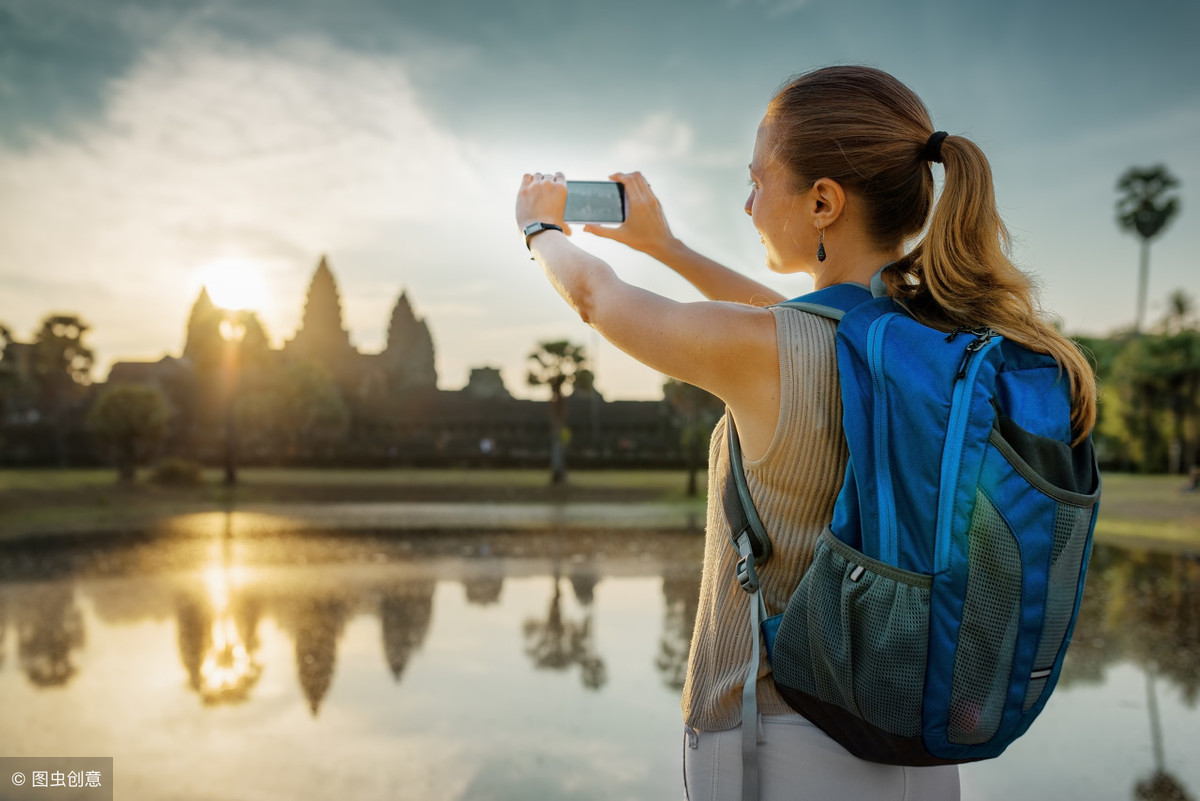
[922,131,949,164]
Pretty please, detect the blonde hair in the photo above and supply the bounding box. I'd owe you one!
[767,66,1096,443]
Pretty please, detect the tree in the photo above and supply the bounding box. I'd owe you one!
[33,314,95,465]
[1110,298,1200,473]
[33,315,93,388]
[1116,166,1181,334]
[527,339,588,484]
[243,361,348,462]
[0,321,11,365]
[1157,292,1200,473]
[0,321,14,416]
[1074,334,1128,469]
[664,377,724,497]
[87,383,170,483]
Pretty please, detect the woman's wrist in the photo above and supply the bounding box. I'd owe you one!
[528,228,569,256]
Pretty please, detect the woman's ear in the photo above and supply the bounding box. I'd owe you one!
[810,177,847,229]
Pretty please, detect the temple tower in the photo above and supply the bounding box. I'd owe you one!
[382,291,437,393]
[284,256,358,382]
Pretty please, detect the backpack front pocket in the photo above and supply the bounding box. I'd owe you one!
[769,527,932,739]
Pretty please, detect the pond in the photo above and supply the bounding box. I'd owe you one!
[1,512,1198,801]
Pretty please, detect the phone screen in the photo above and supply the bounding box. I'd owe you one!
[564,181,626,223]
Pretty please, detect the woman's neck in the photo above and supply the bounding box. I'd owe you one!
[811,246,901,289]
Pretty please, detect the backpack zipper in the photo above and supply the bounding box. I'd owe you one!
[955,328,997,380]
[867,316,899,564]
[935,330,1001,573]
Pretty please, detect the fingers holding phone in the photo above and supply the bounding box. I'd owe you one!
[584,172,676,258]
[516,172,572,235]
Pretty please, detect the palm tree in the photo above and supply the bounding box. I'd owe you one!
[1116,166,1181,334]
[527,339,588,484]
[33,314,95,466]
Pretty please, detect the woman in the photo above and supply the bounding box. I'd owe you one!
[514,65,1096,801]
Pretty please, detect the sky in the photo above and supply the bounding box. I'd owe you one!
[1,0,1197,401]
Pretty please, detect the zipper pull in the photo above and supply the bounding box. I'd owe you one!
[945,326,972,343]
[955,328,997,380]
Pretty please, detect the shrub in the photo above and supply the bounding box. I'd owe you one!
[151,458,204,487]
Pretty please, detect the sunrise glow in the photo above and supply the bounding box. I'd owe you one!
[198,258,268,312]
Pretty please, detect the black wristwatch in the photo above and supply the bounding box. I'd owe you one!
[523,221,564,250]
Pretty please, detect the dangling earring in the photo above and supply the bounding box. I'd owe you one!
[817,229,827,262]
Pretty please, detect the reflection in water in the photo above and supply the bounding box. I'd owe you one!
[569,566,605,690]
[1120,553,1200,707]
[17,584,85,687]
[1061,548,1200,701]
[1137,668,1195,801]
[0,593,7,670]
[200,538,263,704]
[1136,770,1194,801]
[523,561,608,690]
[1057,546,1200,800]
[3,538,1197,708]
[460,558,504,606]
[1108,550,1200,801]
[657,572,701,691]
[288,594,351,715]
[175,533,265,705]
[381,580,435,682]
[2,531,1199,800]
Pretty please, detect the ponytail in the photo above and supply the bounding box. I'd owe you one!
[883,136,1097,444]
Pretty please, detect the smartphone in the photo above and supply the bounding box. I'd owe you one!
[564,180,626,224]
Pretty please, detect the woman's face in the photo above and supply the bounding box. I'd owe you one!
[744,120,815,274]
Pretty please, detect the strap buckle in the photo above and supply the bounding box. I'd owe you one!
[734,530,761,593]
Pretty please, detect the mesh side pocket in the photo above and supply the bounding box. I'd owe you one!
[948,491,1022,745]
[772,529,931,738]
[1022,503,1091,711]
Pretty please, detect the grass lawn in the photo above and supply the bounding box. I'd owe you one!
[0,465,707,500]
[0,466,709,539]
[1091,472,1200,550]
[0,467,1196,550]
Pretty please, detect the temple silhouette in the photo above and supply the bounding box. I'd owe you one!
[94,255,680,467]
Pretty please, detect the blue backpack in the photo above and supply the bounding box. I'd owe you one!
[724,278,1101,793]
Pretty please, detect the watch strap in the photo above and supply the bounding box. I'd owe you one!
[523,222,564,250]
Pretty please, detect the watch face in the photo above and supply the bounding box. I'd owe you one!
[524,223,546,236]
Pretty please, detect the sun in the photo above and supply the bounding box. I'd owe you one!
[199,258,268,311]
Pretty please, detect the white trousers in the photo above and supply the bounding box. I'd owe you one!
[683,714,961,801]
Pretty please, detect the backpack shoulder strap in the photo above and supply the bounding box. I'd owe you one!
[723,414,772,586]
[774,282,873,322]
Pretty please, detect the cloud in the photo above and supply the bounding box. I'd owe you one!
[0,29,485,367]
[611,113,697,165]
[610,111,743,171]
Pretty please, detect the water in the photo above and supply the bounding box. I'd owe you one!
[0,521,1197,801]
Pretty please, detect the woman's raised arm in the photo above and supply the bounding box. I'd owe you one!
[584,172,785,306]
[516,172,782,459]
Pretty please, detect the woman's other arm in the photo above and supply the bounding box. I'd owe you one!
[585,172,785,306]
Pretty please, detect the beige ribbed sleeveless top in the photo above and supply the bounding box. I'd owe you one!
[681,305,848,731]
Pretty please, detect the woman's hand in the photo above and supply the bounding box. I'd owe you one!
[584,171,676,258]
[516,172,572,234]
